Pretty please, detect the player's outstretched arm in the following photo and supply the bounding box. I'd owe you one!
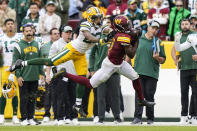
[83,30,99,43]
[124,40,139,59]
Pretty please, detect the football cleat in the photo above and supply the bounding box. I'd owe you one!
[73,104,87,118]
[179,116,189,124]
[52,68,67,80]
[138,99,155,107]
[189,116,197,124]
[64,118,71,124]
[9,59,23,72]
[147,120,154,125]
[42,116,50,123]
[72,118,80,125]
[57,120,65,126]
[28,119,40,125]
[131,118,143,125]
[21,119,30,126]
[93,116,99,123]
[12,115,20,124]
[0,115,5,124]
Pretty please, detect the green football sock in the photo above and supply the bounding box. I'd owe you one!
[27,58,54,66]
[76,75,86,98]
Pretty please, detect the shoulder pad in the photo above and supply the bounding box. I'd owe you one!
[117,36,131,44]
[80,21,92,29]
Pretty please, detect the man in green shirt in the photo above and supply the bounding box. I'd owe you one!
[126,0,147,33]
[174,19,197,125]
[21,2,40,36]
[132,20,166,125]
[12,24,44,125]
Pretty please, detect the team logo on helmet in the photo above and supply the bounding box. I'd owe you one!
[113,15,132,33]
[2,80,16,99]
[86,7,103,26]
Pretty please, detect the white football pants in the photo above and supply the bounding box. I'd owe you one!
[90,57,139,88]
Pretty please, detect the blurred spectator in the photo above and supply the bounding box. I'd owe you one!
[0,0,16,31]
[132,20,166,125]
[106,0,128,16]
[189,14,197,31]
[41,28,60,123]
[8,0,30,31]
[69,0,79,19]
[21,2,40,36]
[38,1,61,42]
[126,0,147,33]
[109,0,128,4]
[167,0,191,41]
[26,0,46,17]
[148,0,169,40]
[190,1,197,14]
[74,0,107,19]
[142,0,156,14]
[47,0,69,25]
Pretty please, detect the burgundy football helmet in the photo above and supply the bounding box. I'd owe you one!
[113,15,132,33]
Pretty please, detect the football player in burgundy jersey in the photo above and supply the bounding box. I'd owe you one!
[54,15,155,107]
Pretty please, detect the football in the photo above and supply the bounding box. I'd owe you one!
[129,28,142,40]
[129,28,142,45]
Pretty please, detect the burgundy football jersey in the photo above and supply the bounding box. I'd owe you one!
[108,32,131,65]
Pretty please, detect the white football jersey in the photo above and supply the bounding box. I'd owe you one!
[71,21,102,54]
[0,33,22,66]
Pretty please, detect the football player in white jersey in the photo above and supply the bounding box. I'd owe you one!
[0,18,20,124]
[9,7,111,117]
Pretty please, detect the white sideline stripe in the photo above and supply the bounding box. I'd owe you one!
[1,121,197,126]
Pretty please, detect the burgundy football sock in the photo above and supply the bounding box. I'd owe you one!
[132,78,144,100]
[65,73,93,89]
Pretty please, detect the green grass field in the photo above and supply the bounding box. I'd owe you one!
[0,126,197,131]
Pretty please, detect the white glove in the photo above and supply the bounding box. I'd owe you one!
[8,74,15,82]
[175,32,182,43]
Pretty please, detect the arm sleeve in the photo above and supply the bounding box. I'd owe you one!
[117,36,131,46]
[80,22,91,32]
[89,45,97,72]
[174,38,192,52]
